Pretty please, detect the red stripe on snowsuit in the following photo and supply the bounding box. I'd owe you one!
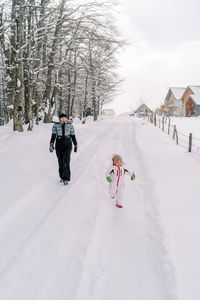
[117,166,121,187]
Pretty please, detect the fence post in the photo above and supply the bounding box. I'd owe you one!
[173,125,176,139]
[168,118,170,135]
[188,133,192,152]
[175,128,179,145]
[162,116,164,131]
[154,113,157,126]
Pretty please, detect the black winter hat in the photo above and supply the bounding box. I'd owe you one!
[59,111,67,118]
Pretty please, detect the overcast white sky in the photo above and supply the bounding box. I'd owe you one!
[105,0,200,114]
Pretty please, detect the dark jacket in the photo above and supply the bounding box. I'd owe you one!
[50,121,77,150]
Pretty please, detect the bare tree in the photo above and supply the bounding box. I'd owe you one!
[0,0,125,129]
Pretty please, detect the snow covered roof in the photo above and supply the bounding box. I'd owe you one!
[188,85,200,96]
[187,86,200,105]
[134,103,153,113]
[170,87,186,100]
[189,94,200,105]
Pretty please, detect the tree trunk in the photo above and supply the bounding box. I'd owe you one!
[70,51,77,117]
[82,72,88,124]
[13,2,25,132]
[67,70,71,119]
[43,0,66,123]
[25,3,34,131]
[92,78,97,121]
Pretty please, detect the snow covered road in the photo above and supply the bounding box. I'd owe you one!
[0,118,179,299]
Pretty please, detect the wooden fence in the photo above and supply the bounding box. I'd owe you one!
[149,114,200,153]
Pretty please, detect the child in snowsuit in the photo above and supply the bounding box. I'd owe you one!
[106,154,135,208]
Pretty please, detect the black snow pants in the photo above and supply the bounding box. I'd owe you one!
[56,139,72,181]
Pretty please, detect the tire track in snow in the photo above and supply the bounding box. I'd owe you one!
[73,119,130,300]
[123,120,152,300]
[56,120,125,299]
[102,119,152,300]
[129,119,178,300]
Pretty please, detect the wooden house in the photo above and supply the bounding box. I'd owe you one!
[156,105,166,115]
[182,86,200,117]
[164,87,186,116]
[160,105,166,114]
[102,109,115,116]
[134,103,153,116]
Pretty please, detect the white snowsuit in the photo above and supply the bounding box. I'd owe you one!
[106,164,132,205]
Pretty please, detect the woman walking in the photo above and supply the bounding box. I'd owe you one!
[49,112,78,185]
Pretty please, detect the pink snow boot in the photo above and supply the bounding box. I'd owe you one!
[116,204,123,208]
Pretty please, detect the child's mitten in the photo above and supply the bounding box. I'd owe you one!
[131,173,136,180]
[106,176,112,183]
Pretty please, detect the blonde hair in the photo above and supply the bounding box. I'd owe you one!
[112,154,123,164]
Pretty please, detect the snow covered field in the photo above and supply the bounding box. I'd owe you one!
[170,116,200,138]
[0,116,200,300]
[158,116,200,151]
